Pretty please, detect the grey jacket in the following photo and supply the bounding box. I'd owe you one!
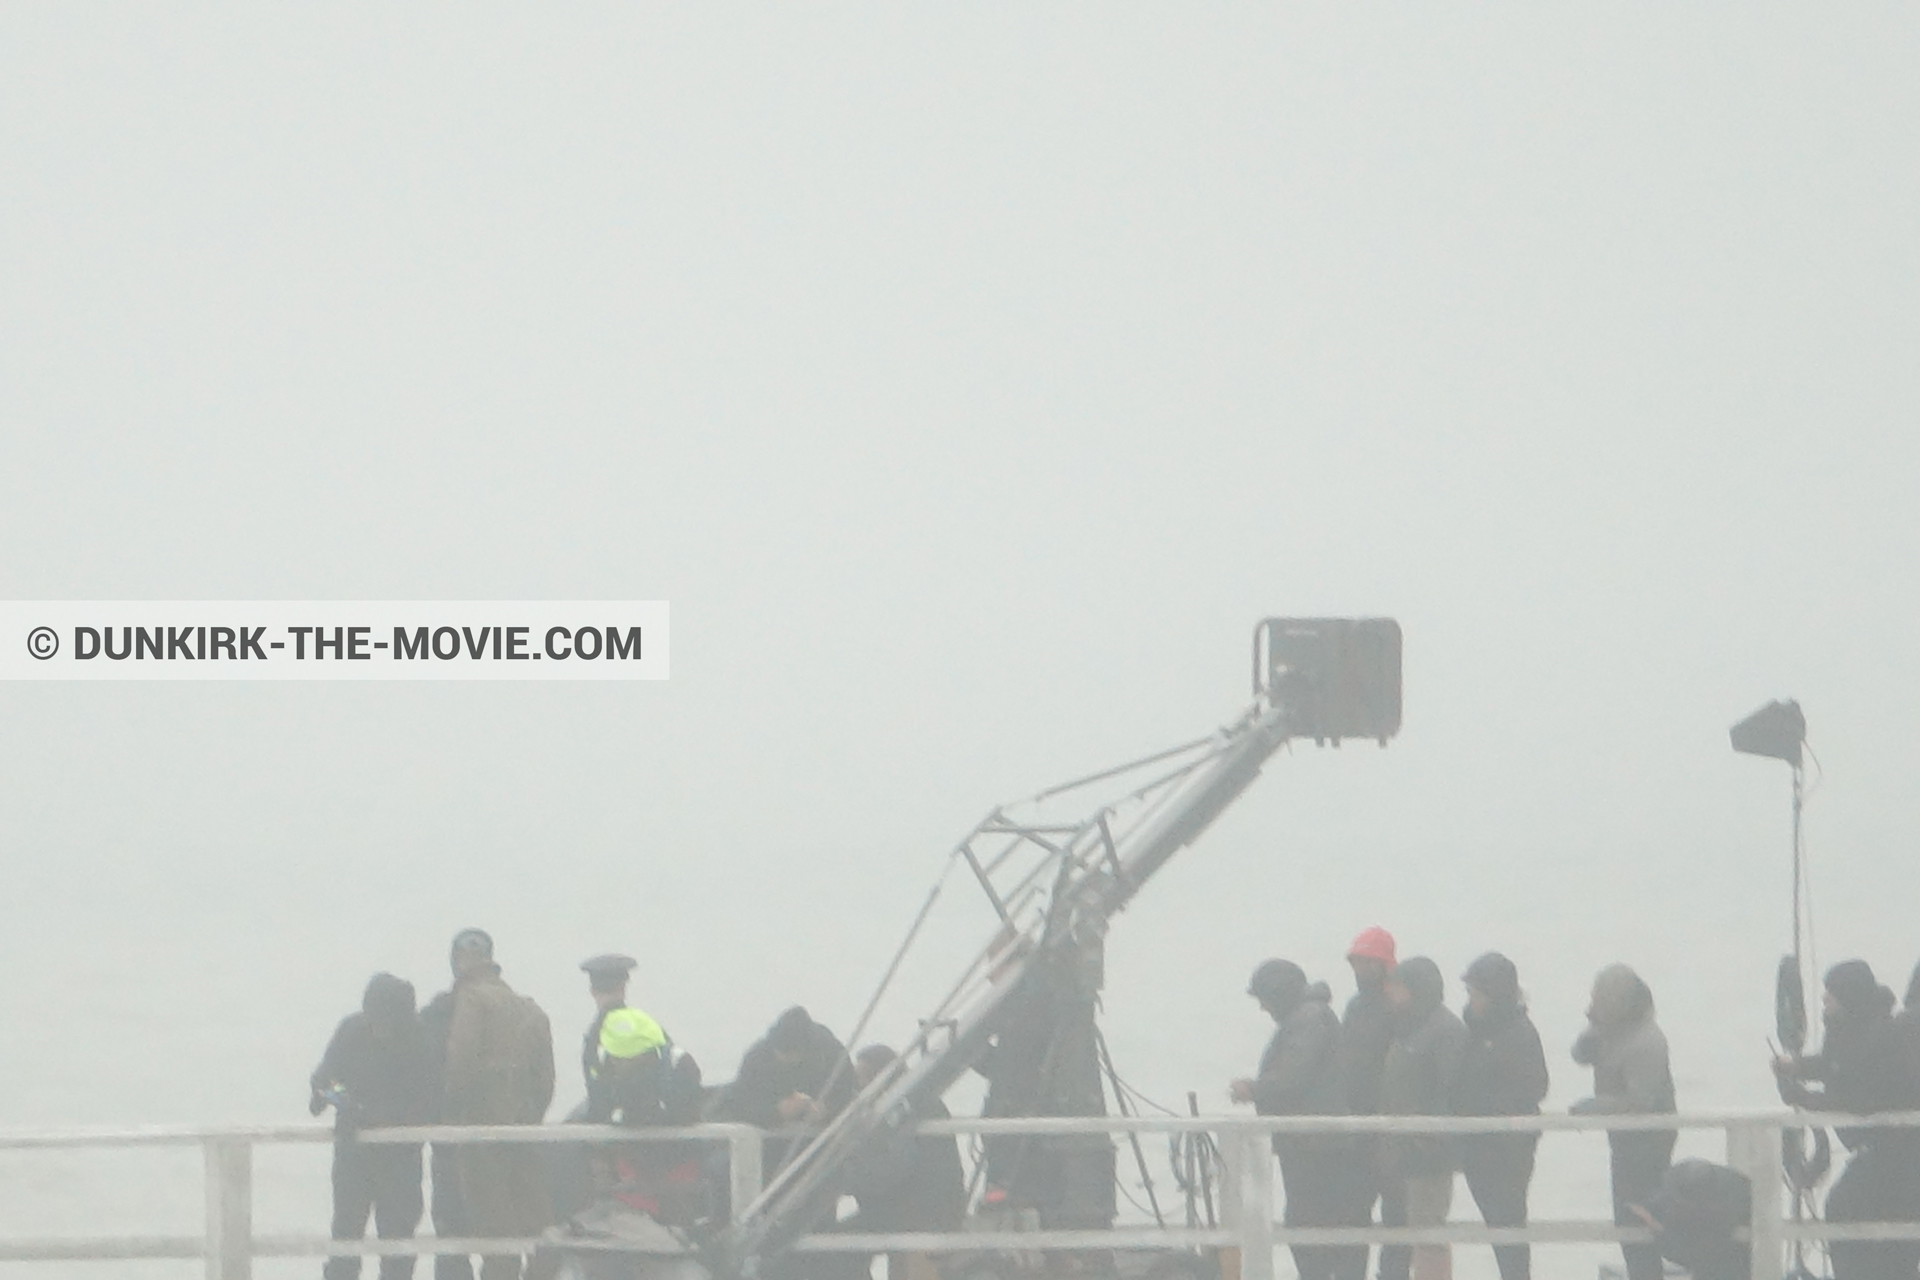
[1572,1016,1675,1115]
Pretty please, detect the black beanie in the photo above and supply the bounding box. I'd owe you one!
[768,1005,816,1053]
[1463,951,1520,1004]
[1825,960,1893,1018]
[1247,959,1308,1008]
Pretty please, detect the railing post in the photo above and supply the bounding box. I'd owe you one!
[1235,1128,1275,1280]
[202,1136,252,1280]
[728,1125,764,1224]
[1218,1123,1244,1229]
[1727,1119,1783,1280]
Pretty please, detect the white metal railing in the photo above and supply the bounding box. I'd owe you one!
[1,1110,1917,1280]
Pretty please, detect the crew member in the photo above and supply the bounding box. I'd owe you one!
[1231,960,1362,1280]
[1379,956,1466,1280]
[1339,927,1400,1277]
[586,1007,706,1225]
[1571,964,1675,1280]
[1632,1160,1751,1280]
[1773,960,1920,1280]
[718,1006,855,1137]
[838,1045,965,1280]
[311,972,435,1280]
[710,1008,858,1280]
[440,929,556,1280]
[578,954,638,1094]
[715,1007,856,1226]
[542,953,643,1219]
[1453,952,1548,1280]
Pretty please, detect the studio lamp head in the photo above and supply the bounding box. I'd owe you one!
[1730,698,1805,768]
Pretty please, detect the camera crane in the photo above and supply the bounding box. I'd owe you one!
[708,619,1403,1277]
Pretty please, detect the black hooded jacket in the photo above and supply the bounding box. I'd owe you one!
[310,973,435,1133]
[716,1007,856,1128]
[1340,982,1397,1116]
[1250,979,1348,1160]
[1378,957,1467,1176]
[1778,961,1918,1151]
[840,1092,967,1233]
[1455,998,1549,1119]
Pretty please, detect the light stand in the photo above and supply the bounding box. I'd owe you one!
[1731,697,1814,1278]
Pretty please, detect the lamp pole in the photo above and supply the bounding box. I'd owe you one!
[1791,759,1803,975]
[1729,696,1811,1279]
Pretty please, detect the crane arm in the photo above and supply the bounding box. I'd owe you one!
[709,619,1399,1274]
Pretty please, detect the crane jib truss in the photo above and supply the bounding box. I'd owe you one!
[711,618,1401,1276]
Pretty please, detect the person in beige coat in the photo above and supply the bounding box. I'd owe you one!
[440,930,556,1280]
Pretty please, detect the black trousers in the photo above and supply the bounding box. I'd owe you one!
[430,1144,475,1280]
[1826,1142,1920,1280]
[1458,1134,1537,1280]
[328,1141,424,1280]
[1374,1174,1420,1280]
[1278,1147,1367,1280]
[1662,1240,1747,1280]
[1608,1130,1676,1280]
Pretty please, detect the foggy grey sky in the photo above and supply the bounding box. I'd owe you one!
[2,5,1917,1160]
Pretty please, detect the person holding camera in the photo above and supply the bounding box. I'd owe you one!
[1773,960,1920,1280]
[311,972,436,1280]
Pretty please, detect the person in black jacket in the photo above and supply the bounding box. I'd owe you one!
[581,1007,706,1226]
[971,964,1114,1229]
[713,1007,856,1214]
[714,1008,860,1280]
[1378,957,1467,1280]
[718,1006,856,1133]
[1773,960,1920,1280]
[311,973,435,1280]
[1339,927,1400,1279]
[576,953,638,1097]
[1632,1159,1750,1280]
[1231,960,1363,1280]
[837,1045,966,1280]
[1452,953,1548,1280]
